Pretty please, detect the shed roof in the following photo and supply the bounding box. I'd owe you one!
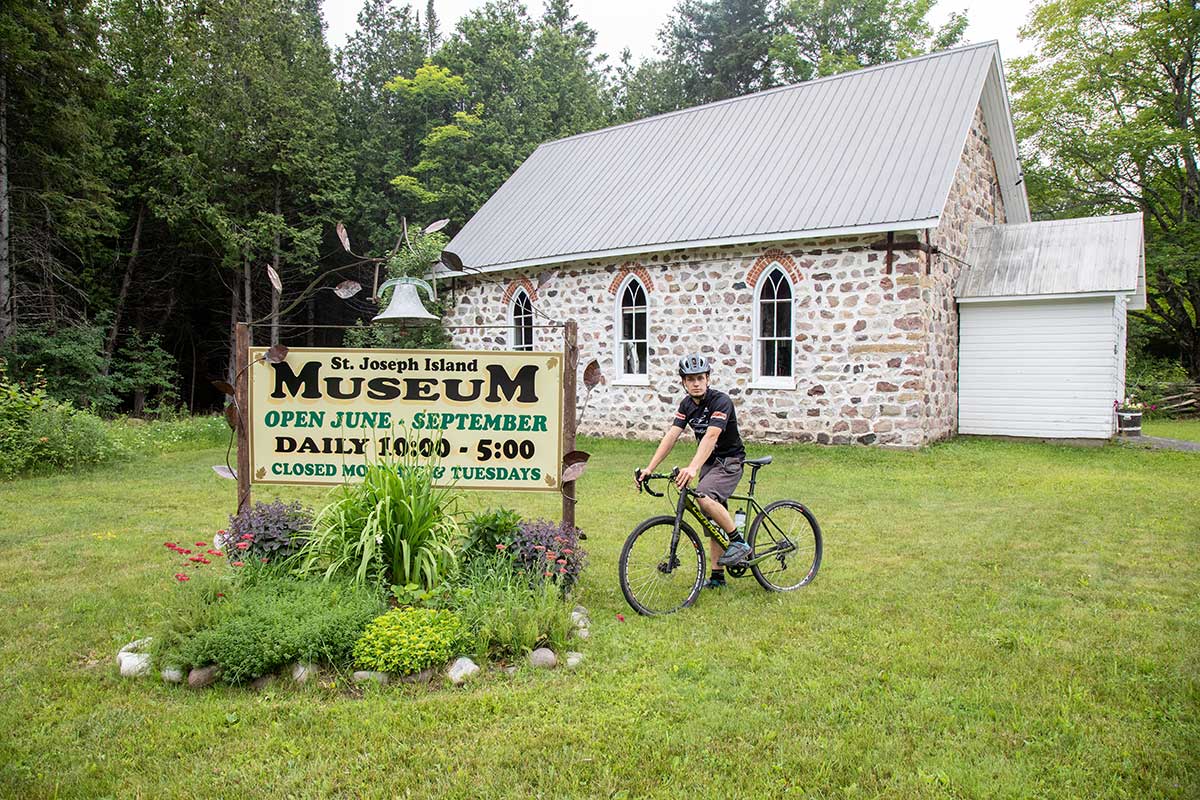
[445,41,1029,275]
[956,213,1146,309]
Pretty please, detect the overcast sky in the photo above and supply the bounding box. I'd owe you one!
[320,0,1037,66]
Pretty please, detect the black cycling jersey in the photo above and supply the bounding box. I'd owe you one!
[671,388,746,464]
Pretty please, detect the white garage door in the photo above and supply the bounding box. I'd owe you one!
[958,297,1119,438]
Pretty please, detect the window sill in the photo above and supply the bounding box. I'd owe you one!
[748,378,796,391]
[612,375,651,387]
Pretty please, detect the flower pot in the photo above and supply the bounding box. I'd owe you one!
[1116,410,1142,437]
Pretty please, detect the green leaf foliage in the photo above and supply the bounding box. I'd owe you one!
[159,578,387,684]
[352,607,467,675]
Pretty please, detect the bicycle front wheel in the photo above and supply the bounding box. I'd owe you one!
[747,500,822,592]
[619,515,705,616]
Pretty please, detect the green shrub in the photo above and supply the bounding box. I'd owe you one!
[300,459,459,590]
[450,555,576,662]
[0,324,117,413]
[157,578,387,684]
[461,507,521,565]
[0,362,125,479]
[226,500,312,564]
[353,607,467,675]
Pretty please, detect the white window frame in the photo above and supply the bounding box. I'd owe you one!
[613,274,650,386]
[751,265,796,389]
[508,287,534,352]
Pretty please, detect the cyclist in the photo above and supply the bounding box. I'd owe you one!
[635,354,751,589]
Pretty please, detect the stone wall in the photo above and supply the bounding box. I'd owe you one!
[442,104,1006,448]
[925,105,1008,440]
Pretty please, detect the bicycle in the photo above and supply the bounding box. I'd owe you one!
[619,457,822,616]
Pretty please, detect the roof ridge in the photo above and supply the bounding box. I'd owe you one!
[976,212,1143,231]
[540,41,1000,149]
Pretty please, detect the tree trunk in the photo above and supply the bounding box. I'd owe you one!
[242,248,252,331]
[103,202,145,371]
[228,275,240,384]
[306,294,315,347]
[0,71,11,343]
[271,178,281,345]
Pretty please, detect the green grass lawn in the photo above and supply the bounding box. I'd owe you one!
[0,435,1197,798]
[1143,416,1200,443]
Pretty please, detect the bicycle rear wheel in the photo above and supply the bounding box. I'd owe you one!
[619,515,705,616]
[746,500,822,592]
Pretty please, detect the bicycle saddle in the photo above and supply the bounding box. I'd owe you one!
[744,456,772,466]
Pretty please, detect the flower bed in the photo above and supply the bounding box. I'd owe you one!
[128,468,590,690]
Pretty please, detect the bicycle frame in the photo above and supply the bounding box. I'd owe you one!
[670,485,788,570]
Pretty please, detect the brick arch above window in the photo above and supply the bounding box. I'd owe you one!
[746,249,802,288]
[501,276,537,304]
[607,263,654,295]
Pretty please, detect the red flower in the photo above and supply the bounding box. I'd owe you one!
[495,543,507,550]
[241,533,254,541]
[544,570,552,576]
[195,542,206,547]
[188,555,204,562]
[174,573,190,582]
[236,542,250,550]
[216,592,225,598]
[558,567,567,573]
[207,549,223,556]
[180,549,192,555]
[217,529,226,535]
[556,558,567,564]
[261,558,269,563]
[533,544,545,551]
[616,613,625,622]
[562,548,573,555]
[232,561,245,567]
[164,542,177,548]
[198,558,211,565]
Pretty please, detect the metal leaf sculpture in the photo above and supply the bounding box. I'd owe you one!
[212,379,236,396]
[578,359,604,427]
[561,450,591,483]
[212,465,237,480]
[334,279,362,299]
[583,360,604,390]
[440,250,464,272]
[424,218,450,234]
[265,344,289,364]
[224,404,238,430]
[336,221,351,252]
[267,265,282,294]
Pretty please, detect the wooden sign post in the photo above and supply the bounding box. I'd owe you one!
[561,320,578,529]
[235,322,252,515]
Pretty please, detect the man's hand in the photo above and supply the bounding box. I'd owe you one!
[634,467,651,489]
[675,465,697,489]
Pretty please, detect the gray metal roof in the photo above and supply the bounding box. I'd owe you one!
[446,42,1029,274]
[957,213,1146,308]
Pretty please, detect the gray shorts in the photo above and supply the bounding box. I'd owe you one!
[695,457,744,506]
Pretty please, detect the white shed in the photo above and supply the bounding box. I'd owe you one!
[955,214,1146,439]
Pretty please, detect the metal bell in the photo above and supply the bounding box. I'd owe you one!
[372,278,439,324]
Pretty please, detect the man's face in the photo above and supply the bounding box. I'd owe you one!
[682,372,709,398]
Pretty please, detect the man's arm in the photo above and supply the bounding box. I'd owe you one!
[675,426,720,488]
[636,422,685,486]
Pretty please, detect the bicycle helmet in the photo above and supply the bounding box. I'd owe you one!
[677,354,711,377]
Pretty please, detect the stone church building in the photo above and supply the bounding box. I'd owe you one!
[438,42,1144,447]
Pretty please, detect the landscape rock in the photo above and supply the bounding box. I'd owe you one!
[291,662,317,685]
[570,610,590,628]
[399,667,436,685]
[118,652,152,677]
[188,665,220,689]
[352,671,389,686]
[565,652,585,669]
[160,667,184,684]
[118,637,153,657]
[528,648,557,669]
[572,605,588,618]
[446,657,480,686]
[249,674,275,692]
[575,627,590,640]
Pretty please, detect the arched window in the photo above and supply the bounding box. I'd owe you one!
[616,276,648,379]
[509,288,534,351]
[755,266,793,382]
